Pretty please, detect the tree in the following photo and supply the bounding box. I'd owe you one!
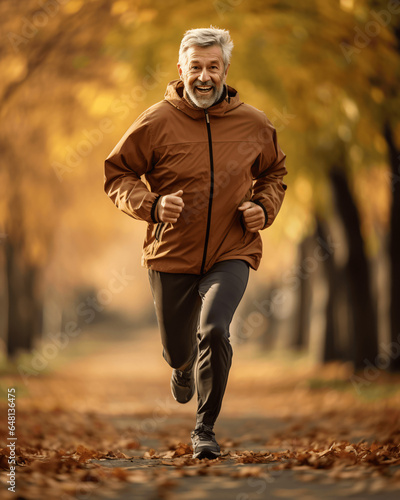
[0,0,122,356]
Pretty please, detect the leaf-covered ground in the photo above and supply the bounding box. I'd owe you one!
[1,325,400,499]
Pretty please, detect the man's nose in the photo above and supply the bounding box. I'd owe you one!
[199,68,211,82]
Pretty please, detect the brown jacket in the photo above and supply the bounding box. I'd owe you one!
[104,80,287,274]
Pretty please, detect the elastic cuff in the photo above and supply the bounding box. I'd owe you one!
[150,195,161,223]
[252,199,268,229]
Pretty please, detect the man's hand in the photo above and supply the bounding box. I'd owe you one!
[156,190,184,223]
[238,201,265,232]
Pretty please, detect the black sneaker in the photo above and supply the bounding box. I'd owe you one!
[191,424,221,459]
[170,368,195,404]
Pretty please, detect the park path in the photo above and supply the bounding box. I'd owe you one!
[1,322,400,499]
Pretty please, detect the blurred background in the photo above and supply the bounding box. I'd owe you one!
[1,0,399,375]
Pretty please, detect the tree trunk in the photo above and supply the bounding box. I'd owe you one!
[317,218,352,363]
[0,243,7,344]
[383,121,400,371]
[318,219,337,362]
[5,239,42,358]
[292,234,314,350]
[329,167,379,370]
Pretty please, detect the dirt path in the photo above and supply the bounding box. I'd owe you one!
[1,325,400,499]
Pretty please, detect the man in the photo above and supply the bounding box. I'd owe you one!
[104,27,287,459]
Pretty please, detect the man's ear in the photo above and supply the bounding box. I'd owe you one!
[177,62,183,79]
[224,63,230,78]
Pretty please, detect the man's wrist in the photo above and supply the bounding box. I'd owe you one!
[251,199,268,229]
[155,199,160,222]
[151,195,162,223]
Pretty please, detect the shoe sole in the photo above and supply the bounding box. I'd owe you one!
[170,378,195,404]
[192,449,221,460]
[170,356,198,404]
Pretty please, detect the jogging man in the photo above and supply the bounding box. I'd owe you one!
[104,27,287,459]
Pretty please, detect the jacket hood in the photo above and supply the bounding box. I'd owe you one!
[164,79,243,119]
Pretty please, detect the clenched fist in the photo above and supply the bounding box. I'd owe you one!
[156,190,184,223]
[238,201,265,232]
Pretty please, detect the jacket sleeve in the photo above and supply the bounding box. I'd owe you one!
[104,112,160,223]
[250,118,287,229]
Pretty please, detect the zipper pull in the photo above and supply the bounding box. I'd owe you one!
[205,110,210,124]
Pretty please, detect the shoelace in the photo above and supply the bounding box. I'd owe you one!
[175,370,192,386]
[176,369,191,380]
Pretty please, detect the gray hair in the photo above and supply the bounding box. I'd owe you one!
[178,27,234,70]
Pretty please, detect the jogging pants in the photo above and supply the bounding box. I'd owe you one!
[148,259,249,428]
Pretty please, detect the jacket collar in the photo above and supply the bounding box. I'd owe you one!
[164,79,242,119]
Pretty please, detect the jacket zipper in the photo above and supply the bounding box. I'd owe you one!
[200,109,214,274]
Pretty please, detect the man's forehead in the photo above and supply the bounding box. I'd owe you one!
[185,45,223,61]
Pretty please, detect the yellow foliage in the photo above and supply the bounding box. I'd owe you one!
[340,0,354,12]
[373,134,388,155]
[111,1,130,15]
[1,56,27,88]
[341,97,359,122]
[91,92,117,116]
[0,0,397,313]
[295,177,313,205]
[62,0,84,14]
[137,8,158,23]
[371,88,384,104]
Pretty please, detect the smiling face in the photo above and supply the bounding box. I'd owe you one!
[178,45,230,109]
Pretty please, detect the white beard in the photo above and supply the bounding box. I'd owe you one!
[183,81,224,109]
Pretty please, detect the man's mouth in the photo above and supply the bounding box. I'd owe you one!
[195,86,214,94]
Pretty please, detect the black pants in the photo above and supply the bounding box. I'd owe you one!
[148,259,249,428]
